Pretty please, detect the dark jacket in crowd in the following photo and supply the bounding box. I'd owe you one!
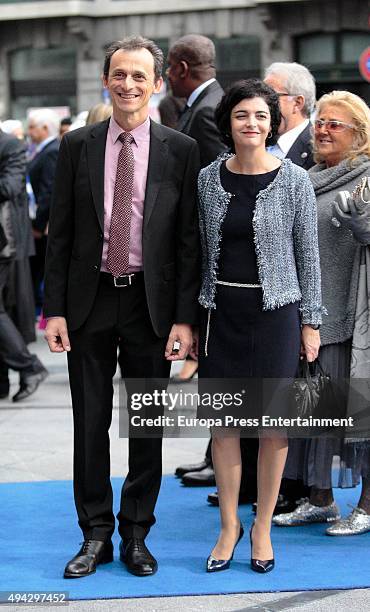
[286,123,314,170]
[0,131,33,261]
[0,130,35,343]
[177,80,227,168]
[28,138,59,233]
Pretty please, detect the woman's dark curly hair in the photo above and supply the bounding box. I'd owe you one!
[215,79,281,152]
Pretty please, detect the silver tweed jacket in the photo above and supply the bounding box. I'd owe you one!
[198,154,323,325]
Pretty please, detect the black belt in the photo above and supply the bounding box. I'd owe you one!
[100,271,144,288]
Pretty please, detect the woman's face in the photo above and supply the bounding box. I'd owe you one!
[314,104,356,167]
[230,96,271,150]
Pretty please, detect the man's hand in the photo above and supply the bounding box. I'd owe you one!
[45,317,71,353]
[165,323,192,361]
[300,325,320,363]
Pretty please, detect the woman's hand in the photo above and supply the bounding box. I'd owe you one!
[332,198,370,244]
[300,325,320,362]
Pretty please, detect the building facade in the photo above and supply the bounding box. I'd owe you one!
[0,0,368,119]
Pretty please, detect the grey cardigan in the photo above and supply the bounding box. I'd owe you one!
[198,154,323,325]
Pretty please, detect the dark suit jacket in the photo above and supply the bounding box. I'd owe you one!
[28,138,59,233]
[285,124,314,170]
[44,119,200,337]
[177,80,227,168]
[0,131,33,261]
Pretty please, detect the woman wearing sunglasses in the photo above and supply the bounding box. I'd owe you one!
[275,90,370,535]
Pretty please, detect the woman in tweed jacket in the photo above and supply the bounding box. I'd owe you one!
[195,80,322,574]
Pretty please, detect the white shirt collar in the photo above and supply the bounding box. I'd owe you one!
[187,78,216,108]
[277,119,310,155]
[35,135,55,154]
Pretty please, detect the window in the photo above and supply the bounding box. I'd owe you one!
[298,34,335,65]
[296,32,370,103]
[9,47,76,118]
[342,33,370,64]
[297,32,369,69]
[215,37,261,87]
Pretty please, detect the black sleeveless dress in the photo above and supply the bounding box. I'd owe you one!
[199,162,301,381]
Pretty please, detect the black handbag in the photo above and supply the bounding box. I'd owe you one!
[291,358,341,435]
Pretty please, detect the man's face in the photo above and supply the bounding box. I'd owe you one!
[166,53,186,98]
[103,48,162,120]
[264,74,300,135]
[28,121,48,144]
[59,124,71,138]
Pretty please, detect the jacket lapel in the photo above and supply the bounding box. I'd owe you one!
[143,120,168,229]
[87,119,109,231]
[286,124,312,167]
[176,105,193,132]
[176,81,220,133]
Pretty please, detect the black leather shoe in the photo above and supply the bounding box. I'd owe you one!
[120,538,157,576]
[64,539,113,578]
[175,458,211,478]
[250,522,274,574]
[181,466,215,487]
[12,368,48,402]
[207,490,256,506]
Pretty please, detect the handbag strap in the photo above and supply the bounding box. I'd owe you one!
[300,358,314,390]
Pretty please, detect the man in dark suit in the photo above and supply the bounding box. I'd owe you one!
[167,34,227,168]
[27,109,59,307]
[44,36,200,579]
[264,62,315,170]
[0,129,48,401]
[167,35,226,392]
[166,34,225,484]
[166,34,259,503]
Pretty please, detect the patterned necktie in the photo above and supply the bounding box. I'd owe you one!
[106,132,134,277]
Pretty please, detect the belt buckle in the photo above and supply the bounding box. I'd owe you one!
[113,274,133,288]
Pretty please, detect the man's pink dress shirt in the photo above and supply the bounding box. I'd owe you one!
[101,115,150,273]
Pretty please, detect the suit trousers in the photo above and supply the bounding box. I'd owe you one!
[67,273,171,542]
[30,235,47,308]
[0,262,41,377]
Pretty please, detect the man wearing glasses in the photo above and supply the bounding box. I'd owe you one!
[264,62,316,170]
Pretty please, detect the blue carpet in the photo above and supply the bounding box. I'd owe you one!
[0,476,369,600]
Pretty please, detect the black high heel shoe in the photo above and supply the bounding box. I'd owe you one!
[206,523,244,573]
[250,521,275,573]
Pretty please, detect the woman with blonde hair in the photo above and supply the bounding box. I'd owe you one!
[275,90,370,536]
[86,103,113,125]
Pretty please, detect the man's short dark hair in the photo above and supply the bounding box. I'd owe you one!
[169,35,216,80]
[60,117,72,126]
[103,36,163,82]
[215,79,281,151]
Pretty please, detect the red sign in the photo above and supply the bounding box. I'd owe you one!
[359,47,370,82]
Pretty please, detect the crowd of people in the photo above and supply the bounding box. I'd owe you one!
[0,33,369,581]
